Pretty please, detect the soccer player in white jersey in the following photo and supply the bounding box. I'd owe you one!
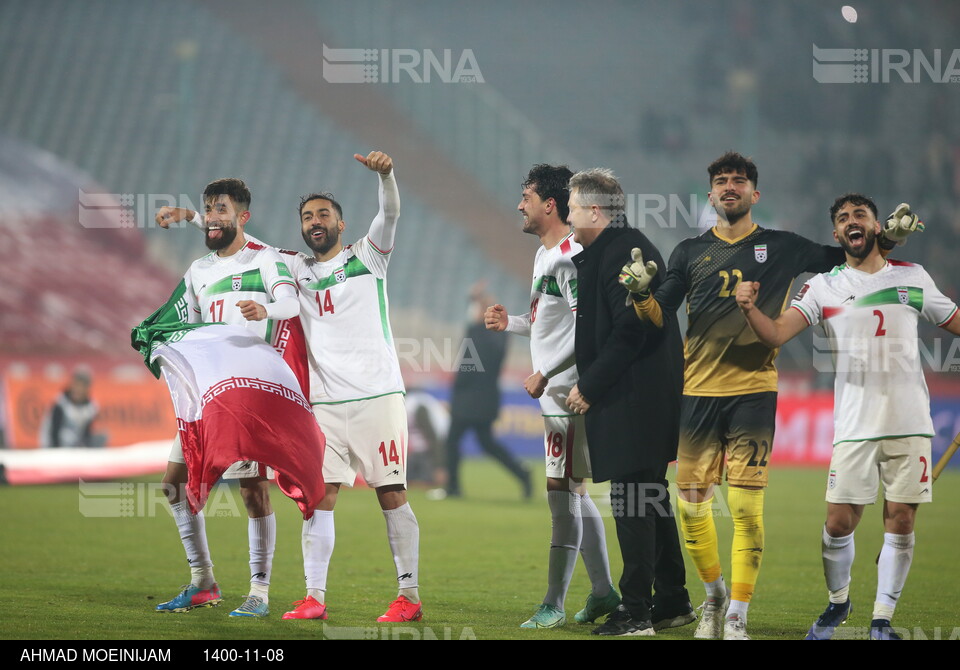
[152,179,300,618]
[277,151,422,623]
[736,193,959,640]
[484,164,622,629]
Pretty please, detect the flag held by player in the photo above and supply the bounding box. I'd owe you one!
[131,283,325,519]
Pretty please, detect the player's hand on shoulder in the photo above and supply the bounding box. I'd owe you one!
[735,281,759,312]
[883,202,924,244]
[484,304,508,331]
[355,151,393,175]
[155,206,197,229]
[237,300,267,321]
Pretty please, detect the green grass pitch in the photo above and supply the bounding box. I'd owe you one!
[3,462,959,641]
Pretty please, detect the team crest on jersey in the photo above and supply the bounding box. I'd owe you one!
[232,275,242,291]
[754,244,767,263]
[334,266,346,283]
[897,287,909,305]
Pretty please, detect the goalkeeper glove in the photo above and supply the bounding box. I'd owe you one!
[618,247,658,305]
[882,202,924,246]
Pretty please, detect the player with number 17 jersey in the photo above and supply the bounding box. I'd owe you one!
[183,238,299,346]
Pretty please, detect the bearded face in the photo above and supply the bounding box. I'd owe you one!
[832,201,880,261]
[300,198,343,256]
[205,220,238,250]
[709,170,758,226]
[837,220,877,259]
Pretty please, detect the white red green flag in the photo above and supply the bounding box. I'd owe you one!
[132,281,324,518]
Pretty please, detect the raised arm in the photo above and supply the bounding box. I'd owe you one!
[355,151,400,254]
[735,280,808,347]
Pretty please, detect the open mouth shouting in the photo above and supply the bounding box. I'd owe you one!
[845,225,865,248]
[839,223,875,259]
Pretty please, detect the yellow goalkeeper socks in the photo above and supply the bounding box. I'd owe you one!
[678,496,722,584]
[728,486,765,604]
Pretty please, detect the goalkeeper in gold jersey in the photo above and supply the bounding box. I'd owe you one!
[618,152,921,639]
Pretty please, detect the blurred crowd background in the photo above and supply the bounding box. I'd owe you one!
[1,0,958,458]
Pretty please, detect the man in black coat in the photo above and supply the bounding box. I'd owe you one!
[565,168,691,636]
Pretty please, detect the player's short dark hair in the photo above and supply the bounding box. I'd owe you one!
[299,192,343,220]
[203,178,251,212]
[523,164,574,223]
[707,151,759,187]
[829,193,878,223]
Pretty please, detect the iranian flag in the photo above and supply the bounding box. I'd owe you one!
[132,281,324,518]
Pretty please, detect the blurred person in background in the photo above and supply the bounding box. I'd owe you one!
[40,369,106,448]
[406,387,449,489]
[442,281,531,500]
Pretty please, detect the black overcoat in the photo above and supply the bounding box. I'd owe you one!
[572,224,684,482]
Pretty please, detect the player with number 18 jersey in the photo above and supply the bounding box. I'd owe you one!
[507,231,590,478]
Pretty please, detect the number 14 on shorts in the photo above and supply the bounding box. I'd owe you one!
[378,440,401,466]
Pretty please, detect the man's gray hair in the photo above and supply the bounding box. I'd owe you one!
[568,168,626,216]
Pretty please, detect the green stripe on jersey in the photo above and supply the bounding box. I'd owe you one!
[834,432,933,445]
[264,319,274,346]
[306,256,371,291]
[377,278,391,343]
[533,275,563,297]
[206,269,266,295]
[854,286,923,312]
[311,390,405,406]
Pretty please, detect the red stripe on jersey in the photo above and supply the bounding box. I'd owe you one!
[886,259,916,266]
[822,306,844,321]
[940,306,959,328]
[367,236,393,255]
[271,280,297,295]
[278,249,300,256]
[789,305,811,324]
[564,422,575,479]
[245,241,266,251]
[560,238,572,255]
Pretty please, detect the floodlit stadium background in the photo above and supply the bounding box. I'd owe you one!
[1,0,958,472]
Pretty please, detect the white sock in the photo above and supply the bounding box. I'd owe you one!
[578,493,613,596]
[727,599,748,621]
[545,491,581,609]
[383,503,420,602]
[248,582,269,601]
[874,532,914,620]
[303,511,335,599]
[705,575,726,600]
[171,500,215,589]
[248,513,276,601]
[822,527,855,603]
